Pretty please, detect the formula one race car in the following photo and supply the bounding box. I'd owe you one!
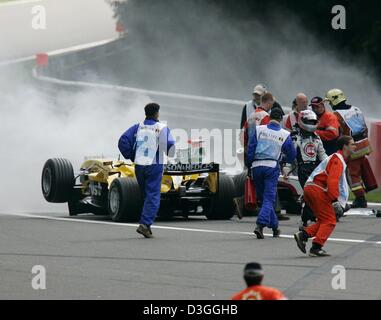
[232,170,303,215]
[235,147,303,216]
[41,144,236,222]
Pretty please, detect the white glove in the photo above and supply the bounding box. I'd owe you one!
[332,202,344,218]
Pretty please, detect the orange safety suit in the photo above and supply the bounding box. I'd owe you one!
[303,150,347,247]
[231,285,286,300]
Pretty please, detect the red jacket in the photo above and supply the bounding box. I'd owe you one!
[247,107,270,127]
[232,285,286,300]
[241,108,270,147]
[283,111,299,132]
[316,111,340,142]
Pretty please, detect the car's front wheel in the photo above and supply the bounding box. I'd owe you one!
[41,158,74,203]
[108,178,143,222]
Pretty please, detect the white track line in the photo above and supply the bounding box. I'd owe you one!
[1,212,380,245]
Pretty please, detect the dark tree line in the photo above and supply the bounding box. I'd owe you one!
[108,0,381,80]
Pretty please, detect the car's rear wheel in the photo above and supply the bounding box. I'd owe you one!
[233,170,247,197]
[41,158,74,203]
[108,177,143,222]
[206,175,235,220]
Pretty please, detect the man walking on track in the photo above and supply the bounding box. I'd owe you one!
[247,109,296,239]
[118,103,176,238]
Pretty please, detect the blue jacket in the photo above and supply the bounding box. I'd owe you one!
[247,121,296,167]
[118,119,176,164]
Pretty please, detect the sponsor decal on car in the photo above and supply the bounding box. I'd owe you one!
[164,163,215,172]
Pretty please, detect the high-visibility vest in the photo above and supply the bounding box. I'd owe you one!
[335,106,371,159]
[336,106,366,137]
[252,125,291,168]
[306,152,349,207]
[135,122,167,165]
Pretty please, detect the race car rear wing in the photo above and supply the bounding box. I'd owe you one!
[163,163,219,175]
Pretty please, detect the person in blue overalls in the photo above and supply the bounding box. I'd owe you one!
[118,103,176,238]
[247,109,296,239]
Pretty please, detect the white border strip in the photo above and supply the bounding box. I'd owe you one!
[0,55,35,67]
[47,38,117,57]
[0,0,44,7]
[0,38,116,67]
[1,212,380,245]
[33,70,248,106]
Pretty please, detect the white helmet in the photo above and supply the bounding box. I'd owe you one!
[298,110,318,132]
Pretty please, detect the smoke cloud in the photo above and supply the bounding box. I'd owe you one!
[0,64,150,212]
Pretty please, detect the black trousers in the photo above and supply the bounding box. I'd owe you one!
[298,163,317,224]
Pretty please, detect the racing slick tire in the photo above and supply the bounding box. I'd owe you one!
[206,175,235,220]
[41,158,74,203]
[233,170,247,197]
[108,177,143,222]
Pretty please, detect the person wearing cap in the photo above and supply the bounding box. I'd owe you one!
[310,96,340,156]
[231,262,286,300]
[325,89,378,208]
[283,93,309,133]
[247,109,296,239]
[240,84,284,129]
[118,103,176,238]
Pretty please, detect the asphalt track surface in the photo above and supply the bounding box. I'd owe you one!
[1,208,381,300]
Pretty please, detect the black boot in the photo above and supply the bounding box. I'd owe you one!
[254,225,265,239]
[294,230,308,254]
[351,196,367,208]
[272,228,281,238]
[309,243,330,257]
